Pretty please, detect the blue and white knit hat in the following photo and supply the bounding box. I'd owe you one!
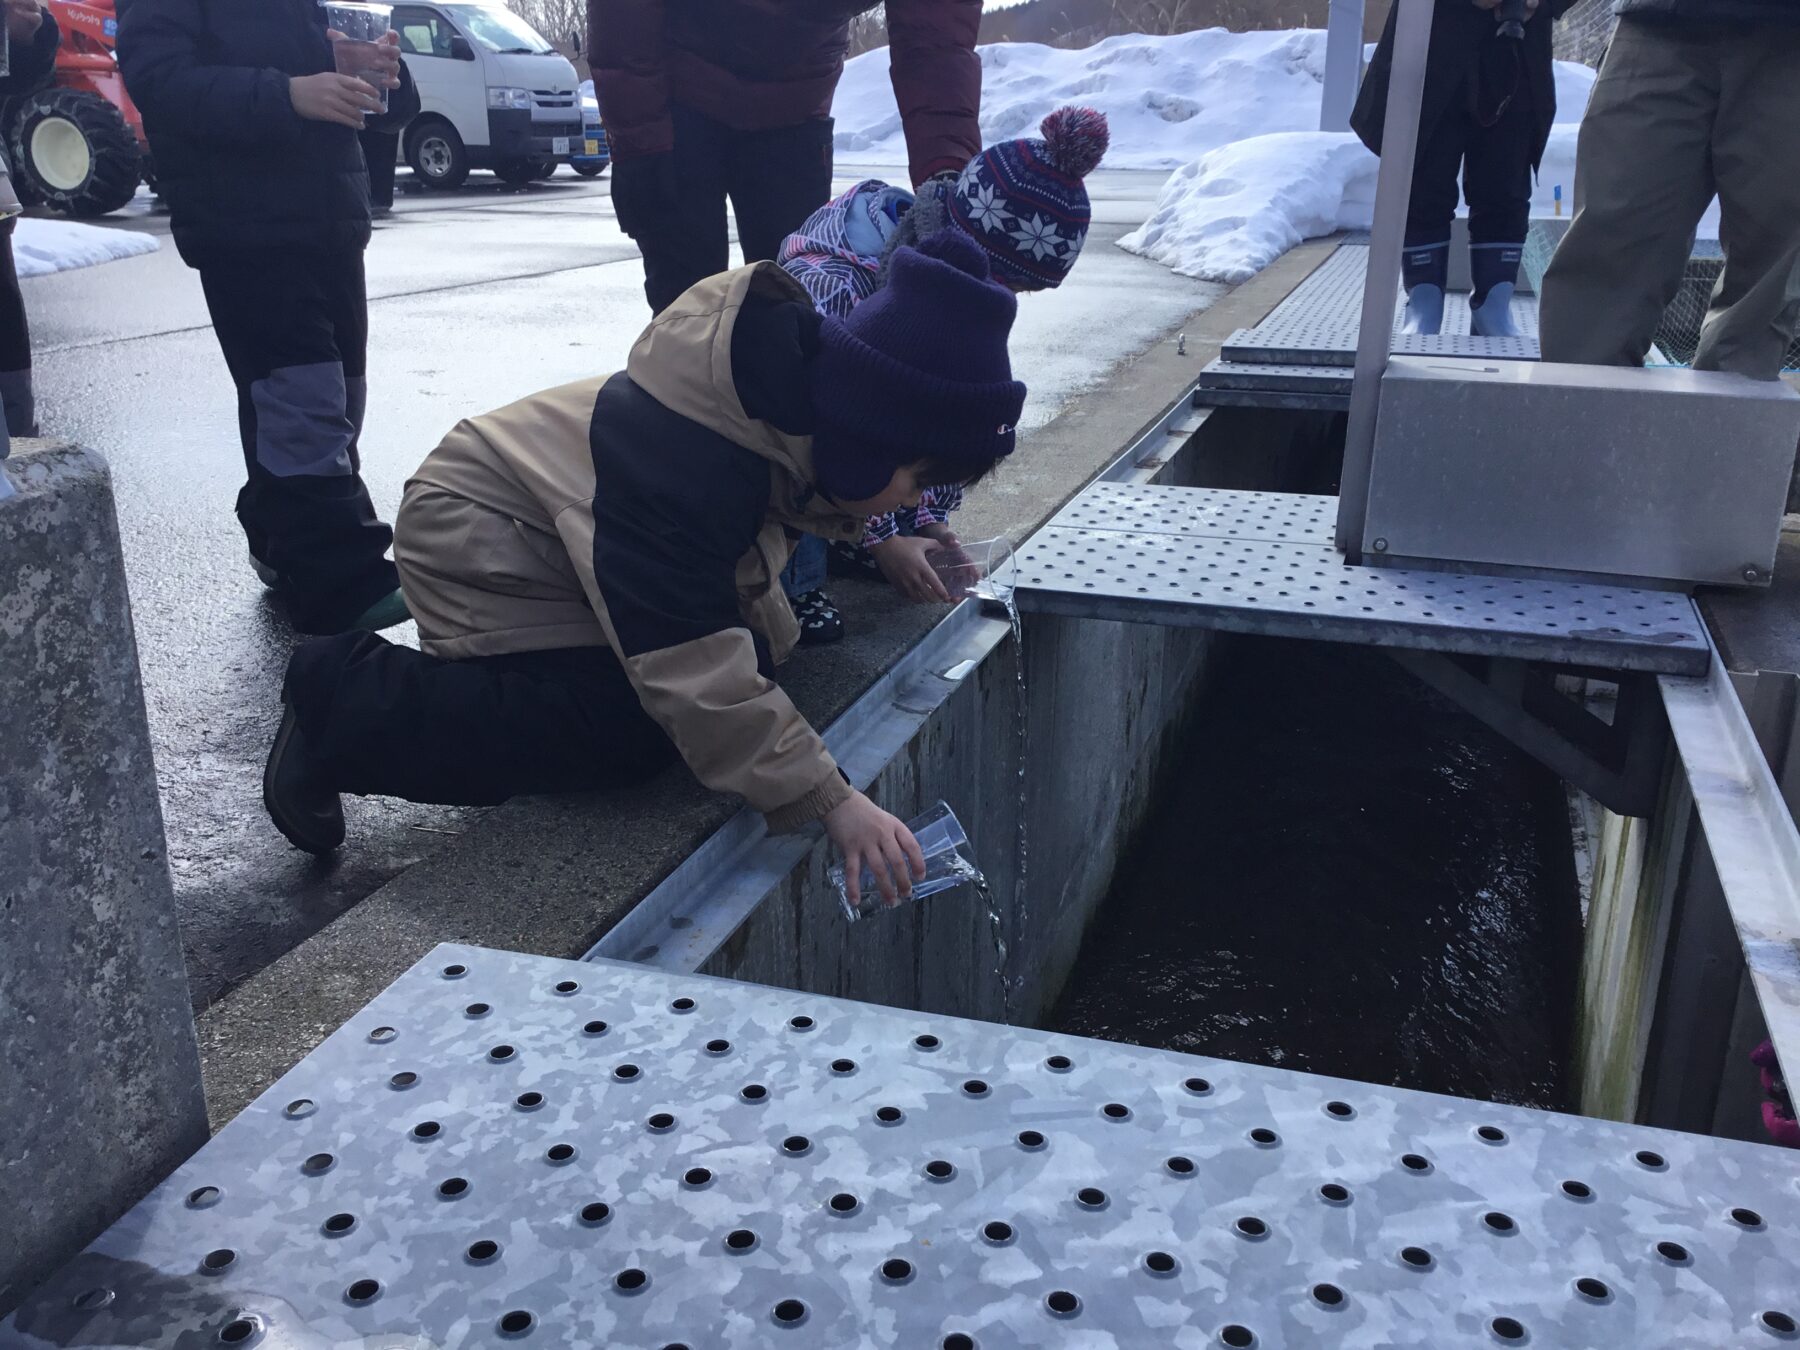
[947,106,1109,291]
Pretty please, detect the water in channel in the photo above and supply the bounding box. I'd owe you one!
[1050,635,1582,1111]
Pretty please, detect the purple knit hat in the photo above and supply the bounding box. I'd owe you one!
[809,229,1027,503]
[947,106,1110,291]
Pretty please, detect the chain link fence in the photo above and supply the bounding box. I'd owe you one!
[1547,2,1799,369]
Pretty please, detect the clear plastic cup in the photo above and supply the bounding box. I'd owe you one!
[928,536,1016,604]
[830,800,981,922]
[321,1,395,115]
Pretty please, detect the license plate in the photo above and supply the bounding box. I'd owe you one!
[551,137,570,155]
[583,139,599,156]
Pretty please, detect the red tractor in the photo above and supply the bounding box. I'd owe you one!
[5,0,146,217]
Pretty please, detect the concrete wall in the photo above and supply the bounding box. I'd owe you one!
[0,446,208,1316]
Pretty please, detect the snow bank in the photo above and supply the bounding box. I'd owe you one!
[1118,59,1604,283]
[834,27,1337,171]
[13,217,159,279]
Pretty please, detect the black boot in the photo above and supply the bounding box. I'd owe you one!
[1400,239,1449,336]
[263,703,345,854]
[1470,241,1524,338]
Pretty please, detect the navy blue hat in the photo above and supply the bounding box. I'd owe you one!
[809,229,1027,503]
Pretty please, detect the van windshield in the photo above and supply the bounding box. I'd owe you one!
[441,4,554,54]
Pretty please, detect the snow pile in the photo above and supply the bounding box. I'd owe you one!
[834,27,1337,171]
[13,217,158,279]
[1119,62,1603,282]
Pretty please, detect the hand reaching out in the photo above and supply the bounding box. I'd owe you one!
[871,534,953,604]
[825,791,925,910]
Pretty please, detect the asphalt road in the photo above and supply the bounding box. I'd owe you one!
[25,163,1216,1010]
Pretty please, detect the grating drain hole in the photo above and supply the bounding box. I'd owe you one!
[187,1186,221,1208]
[1313,1284,1345,1308]
[1076,1186,1107,1208]
[1184,1077,1212,1095]
[1399,1152,1431,1172]
[497,1310,533,1337]
[876,1106,905,1124]
[390,1072,418,1089]
[302,1152,335,1174]
[1166,1155,1196,1176]
[1491,1316,1526,1343]
[880,1258,914,1284]
[790,1015,816,1031]
[647,1112,676,1132]
[1220,1326,1255,1348]
[726,1229,758,1252]
[1046,1291,1081,1317]
[1101,1102,1131,1120]
[1635,1149,1667,1170]
[466,1239,501,1263]
[782,1135,811,1155]
[943,1336,976,1350]
[488,1044,516,1062]
[1324,1100,1354,1119]
[201,1249,236,1274]
[614,1063,640,1080]
[983,1220,1014,1243]
[515,1091,543,1110]
[925,1159,955,1180]
[438,1176,469,1199]
[555,980,579,995]
[1017,1129,1046,1149]
[583,1020,608,1036]
[914,1034,940,1050]
[345,1279,380,1305]
[1560,1179,1592,1199]
[1235,1216,1268,1238]
[705,1039,730,1055]
[442,963,467,978]
[1477,1125,1508,1143]
[1249,1127,1280,1146]
[615,1268,649,1293]
[684,1167,712,1188]
[1319,1183,1351,1203]
[670,996,694,1011]
[411,1120,442,1140]
[369,1026,397,1043]
[581,1201,612,1224]
[283,1099,314,1118]
[831,1058,856,1074]
[1484,1211,1516,1234]
[1144,1251,1178,1275]
[1400,1246,1433,1269]
[1575,1278,1610,1301]
[218,1317,259,1344]
[1732,1207,1765,1228]
[1046,1055,1072,1071]
[321,1212,356,1236]
[465,1003,490,1017]
[1763,1312,1798,1335]
[963,1079,990,1097]
[773,1298,807,1325]
[546,1143,577,1163]
[1656,1240,1690,1264]
[829,1192,859,1213]
[742,1084,770,1103]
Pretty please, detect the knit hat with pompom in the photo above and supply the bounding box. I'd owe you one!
[946,106,1109,291]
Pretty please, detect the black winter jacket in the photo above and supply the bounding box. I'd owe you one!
[0,11,60,104]
[117,0,416,265]
[1353,0,1578,172]
[1615,0,1800,21]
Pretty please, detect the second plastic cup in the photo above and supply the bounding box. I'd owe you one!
[928,536,1016,604]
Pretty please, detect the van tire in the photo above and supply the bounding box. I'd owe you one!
[406,118,469,190]
[571,160,607,178]
[495,157,554,186]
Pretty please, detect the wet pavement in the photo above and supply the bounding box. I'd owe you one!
[27,164,1213,1010]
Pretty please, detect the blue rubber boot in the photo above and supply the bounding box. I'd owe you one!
[1399,239,1449,336]
[1470,241,1524,338]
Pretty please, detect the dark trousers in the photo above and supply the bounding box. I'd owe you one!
[198,250,398,634]
[360,127,400,210]
[286,631,677,804]
[1405,86,1536,250]
[635,107,834,314]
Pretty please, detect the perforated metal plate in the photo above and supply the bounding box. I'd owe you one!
[1196,360,1351,411]
[7,946,1798,1350]
[1017,486,1711,676]
[1221,246,1541,367]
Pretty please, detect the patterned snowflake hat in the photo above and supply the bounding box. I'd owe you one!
[947,106,1110,291]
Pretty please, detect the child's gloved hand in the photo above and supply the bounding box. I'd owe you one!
[825,791,926,909]
[871,534,952,604]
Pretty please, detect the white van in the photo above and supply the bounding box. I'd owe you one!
[391,1,582,188]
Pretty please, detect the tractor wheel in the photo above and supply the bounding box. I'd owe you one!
[9,89,142,218]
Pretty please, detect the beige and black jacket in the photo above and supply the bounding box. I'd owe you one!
[393,262,867,832]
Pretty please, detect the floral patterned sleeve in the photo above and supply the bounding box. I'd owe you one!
[863,511,902,549]
[912,484,965,529]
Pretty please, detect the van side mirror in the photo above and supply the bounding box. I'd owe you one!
[448,34,475,60]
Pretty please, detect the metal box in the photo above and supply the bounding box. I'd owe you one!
[1363,357,1800,587]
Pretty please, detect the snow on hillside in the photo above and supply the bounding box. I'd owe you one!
[13,218,158,279]
[834,27,1336,171]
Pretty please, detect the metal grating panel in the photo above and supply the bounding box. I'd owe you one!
[1015,488,1711,676]
[1222,245,1541,367]
[5,946,1797,1350]
[1196,360,1351,411]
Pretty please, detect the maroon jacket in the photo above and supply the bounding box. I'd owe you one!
[588,0,981,187]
